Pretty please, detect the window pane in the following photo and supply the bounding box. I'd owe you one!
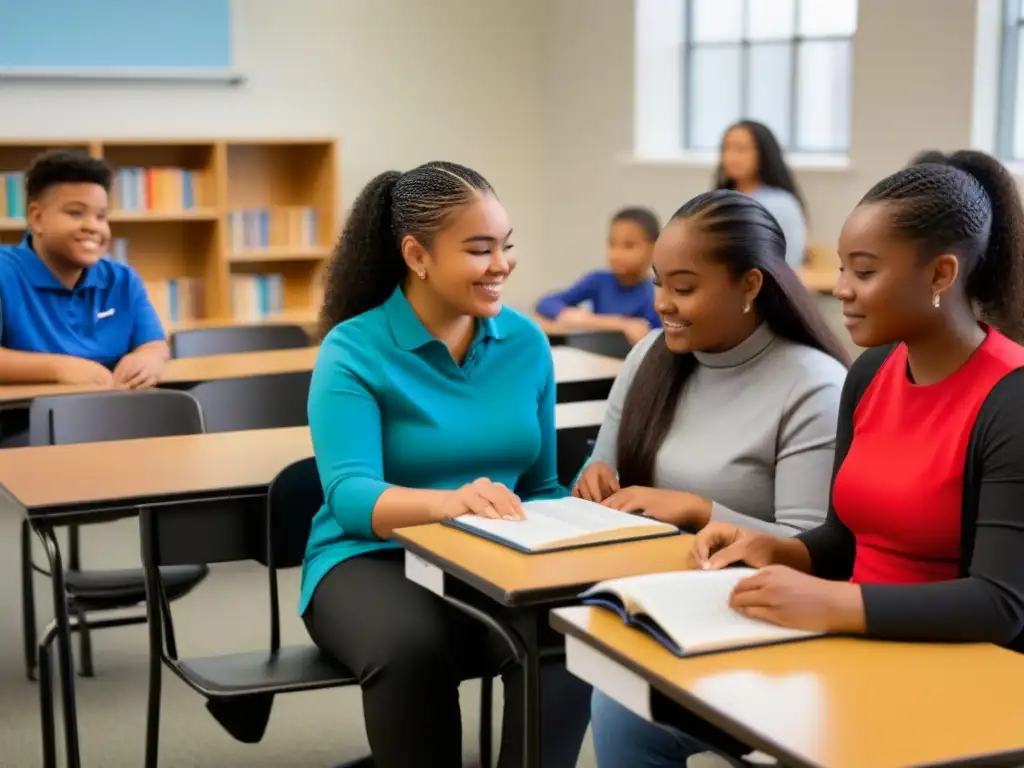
[1014,27,1024,158]
[795,40,852,151]
[798,0,858,37]
[688,44,743,149]
[747,44,793,146]
[747,0,795,41]
[692,0,744,43]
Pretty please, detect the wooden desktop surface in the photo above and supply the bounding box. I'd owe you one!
[0,344,622,405]
[0,400,606,511]
[553,606,1024,768]
[0,427,313,511]
[394,523,693,605]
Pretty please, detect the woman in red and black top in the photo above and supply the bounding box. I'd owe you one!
[697,149,1024,649]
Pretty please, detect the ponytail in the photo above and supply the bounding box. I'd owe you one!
[946,150,1024,341]
[318,170,403,338]
[318,161,494,338]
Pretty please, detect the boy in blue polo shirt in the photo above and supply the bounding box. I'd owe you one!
[0,150,169,388]
[535,207,661,345]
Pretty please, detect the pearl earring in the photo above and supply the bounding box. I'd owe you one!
[743,303,751,314]
[932,293,941,309]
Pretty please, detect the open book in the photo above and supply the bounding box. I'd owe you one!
[446,497,679,554]
[580,569,823,656]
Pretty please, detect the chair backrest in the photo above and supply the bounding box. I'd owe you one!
[29,389,205,446]
[169,325,309,359]
[565,331,633,360]
[262,456,323,569]
[190,371,311,433]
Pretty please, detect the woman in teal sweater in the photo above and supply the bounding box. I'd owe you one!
[302,161,591,768]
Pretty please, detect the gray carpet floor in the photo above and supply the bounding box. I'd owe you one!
[0,510,598,767]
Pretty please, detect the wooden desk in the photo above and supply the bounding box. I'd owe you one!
[396,523,691,607]
[552,606,1024,768]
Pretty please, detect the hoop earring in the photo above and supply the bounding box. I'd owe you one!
[932,293,941,309]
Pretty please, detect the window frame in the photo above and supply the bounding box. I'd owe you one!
[997,0,1024,161]
[680,0,856,154]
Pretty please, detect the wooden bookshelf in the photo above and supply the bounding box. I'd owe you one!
[0,138,339,329]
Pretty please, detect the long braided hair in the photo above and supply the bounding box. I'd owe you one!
[861,150,1024,341]
[318,161,494,337]
[614,190,849,488]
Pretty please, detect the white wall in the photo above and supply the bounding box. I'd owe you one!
[539,0,982,292]
[0,0,549,307]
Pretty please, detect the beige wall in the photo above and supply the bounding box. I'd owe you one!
[0,0,549,307]
[540,0,981,290]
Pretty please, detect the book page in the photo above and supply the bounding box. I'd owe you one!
[452,497,673,551]
[585,569,819,653]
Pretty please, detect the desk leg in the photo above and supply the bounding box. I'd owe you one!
[514,611,542,768]
[37,525,82,768]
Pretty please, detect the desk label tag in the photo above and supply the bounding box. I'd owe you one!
[404,552,445,596]
[565,635,652,721]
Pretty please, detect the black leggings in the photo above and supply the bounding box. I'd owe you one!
[304,550,591,768]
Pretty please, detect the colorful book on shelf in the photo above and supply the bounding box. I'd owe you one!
[446,497,679,554]
[2,173,25,219]
[229,206,319,251]
[580,569,823,657]
[230,273,285,320]
[113,167,203,212]
[107,238,129,265]
[144,278,202,327]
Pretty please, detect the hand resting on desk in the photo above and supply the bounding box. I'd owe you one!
[430,477,526,522]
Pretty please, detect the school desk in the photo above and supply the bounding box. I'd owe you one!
[551,605,1024,768]
[1,403,609,768]
[393,523,693,768]
[0,344,623,410]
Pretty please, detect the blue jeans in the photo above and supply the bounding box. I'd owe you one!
[591,689,709,767]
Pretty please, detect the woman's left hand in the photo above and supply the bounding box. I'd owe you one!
[729,565,866,634]
[601,486,712,529]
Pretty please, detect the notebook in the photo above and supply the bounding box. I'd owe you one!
[580,568,823,656]
[445,496,679,553]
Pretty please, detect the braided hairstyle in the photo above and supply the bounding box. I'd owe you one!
[318,161,494,338]
[861,150,1024,341]
[615,190,849,488]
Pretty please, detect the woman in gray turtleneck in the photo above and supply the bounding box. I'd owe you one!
[579,189,849,767]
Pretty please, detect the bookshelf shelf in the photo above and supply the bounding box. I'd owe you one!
[109,208,220,223]
[228,245,331,263]
[0,138,339,327]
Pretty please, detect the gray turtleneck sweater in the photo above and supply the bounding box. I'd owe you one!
[589,325,848,536]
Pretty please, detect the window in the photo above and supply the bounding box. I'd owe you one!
[683,0,857,153]
[997,0,1024,160]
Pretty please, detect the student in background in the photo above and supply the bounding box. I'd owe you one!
[582,189,849,767]
[716,119,808,269]
[0,150,168,388]
[304,162,590,768]
[535,207,661,344]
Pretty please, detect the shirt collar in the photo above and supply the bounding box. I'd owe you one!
[693,322,775,369]
[18,234,107,291]
[383,285,506,351]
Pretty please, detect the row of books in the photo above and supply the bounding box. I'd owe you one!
[113,167,205,212]
[228,206,318,251]
[144,278,203,327]
[231,274,286,320]
[0,173,26,219]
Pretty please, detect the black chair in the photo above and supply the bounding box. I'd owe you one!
[169,325,310,359]
[22,391,210,680]
[189,371,311,433]
[140,456,494,767]
[564,330,633,359]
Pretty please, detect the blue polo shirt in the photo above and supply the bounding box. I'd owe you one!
[0,235,165,369]
[300,286,566,614]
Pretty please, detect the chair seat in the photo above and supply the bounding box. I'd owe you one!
[169,644,357,698]
[66,564,209,607]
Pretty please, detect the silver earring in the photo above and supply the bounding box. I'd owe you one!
[743,303,751,314]
[932,293,941,309]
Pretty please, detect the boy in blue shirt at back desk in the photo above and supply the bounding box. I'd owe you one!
[0,150,169,388]
[535,207,661,345]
